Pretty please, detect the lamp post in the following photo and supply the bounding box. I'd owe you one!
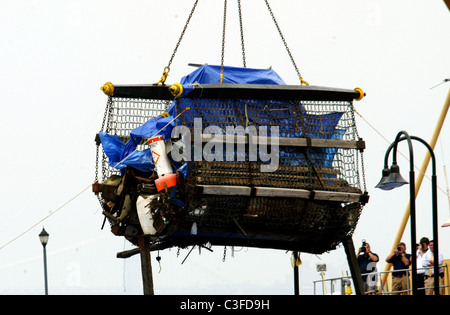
[39,227,49,295]
[376,131,439,295]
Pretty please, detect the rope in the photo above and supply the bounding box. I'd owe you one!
[0,105,190,251]
[439,138,450,215]
[0,184,91,251]
[0,234,109,270]
[1,106,103,234]
[354,108,447,195]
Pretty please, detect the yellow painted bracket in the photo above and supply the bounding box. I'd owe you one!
[300,76,309,86]
[156,67,170,85]
[101,82,114,96]
[354,87,365,101]
[169,83,184,97]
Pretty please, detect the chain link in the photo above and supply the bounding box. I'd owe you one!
[349,104,367,193]
[264,0,308,85]
[220,0,228,83]
[169,0,199,68]
[222,246,227,262]
[95,96,113,182]
[237,0,246,68]
[157,0,199,84]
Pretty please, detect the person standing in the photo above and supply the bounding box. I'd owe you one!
[416,237,430,295]
[356,241,379,293]
[386,242,411,295]
[422,240,444,295]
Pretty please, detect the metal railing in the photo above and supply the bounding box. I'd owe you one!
[313,264,449,295]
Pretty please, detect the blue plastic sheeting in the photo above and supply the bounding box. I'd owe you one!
[181,64,285,85]
[167,64,285,112]
[99,131,154,173]
[178,65,285,97]
[180,65,286,97]
[99,65,346,175]
[100,65,287,174]
[175,95,345,169]
[99,130,189,176]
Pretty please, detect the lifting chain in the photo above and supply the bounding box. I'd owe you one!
[350,107,367,193]
[221,0,247,83]
[157,0,304,86]
[156,0,200,85]
[264,0,309,86]
[222,246,227,262]
[237,0,246,68]
[95,96,113,183]
[220,0,228,84]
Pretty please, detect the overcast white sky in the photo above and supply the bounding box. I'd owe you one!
[1,0,450,295]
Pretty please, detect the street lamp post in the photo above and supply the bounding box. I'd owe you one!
[39,227,49,295]
[376,131,440,295]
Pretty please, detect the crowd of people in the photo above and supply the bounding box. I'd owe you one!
[356,238,445,295]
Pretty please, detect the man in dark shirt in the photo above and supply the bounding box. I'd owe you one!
[356,242,379,293]
[385,242,411,295]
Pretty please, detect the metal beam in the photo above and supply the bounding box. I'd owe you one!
[111,83,362,102]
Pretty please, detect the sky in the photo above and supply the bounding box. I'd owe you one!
[1,0,450,295]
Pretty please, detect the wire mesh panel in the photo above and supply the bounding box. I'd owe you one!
[97,97,171,180]
[109,98,169,138]
[173,94,366,253]
[175,97,364,193]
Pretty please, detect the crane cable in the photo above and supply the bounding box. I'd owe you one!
[0,184,91,251]
[1,106,103,235]
[353,108,447,195]
[439,138,450,220]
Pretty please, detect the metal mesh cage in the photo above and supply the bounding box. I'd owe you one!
[95,83,368,254]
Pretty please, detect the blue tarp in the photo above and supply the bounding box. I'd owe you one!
[100,65,286,174]
[99,65,345,174]
[179,64,285,97]
[99,132,154,172]
[181,65,285,85]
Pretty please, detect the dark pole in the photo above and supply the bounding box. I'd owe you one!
[43,244,48,295]
[293,252,299,295]
[378,133,440,295]
[392,131,417,295]
[408,167,418,295]
[138,236,154,295]
[39,228,49,295]
[404,135,440,295]
[414,137,440,295]
[432,171,440,294]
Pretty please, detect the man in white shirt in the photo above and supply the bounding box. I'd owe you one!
[416,237,429,295]
[422,240,444,295]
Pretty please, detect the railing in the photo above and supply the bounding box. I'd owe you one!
[313,264,449,295]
